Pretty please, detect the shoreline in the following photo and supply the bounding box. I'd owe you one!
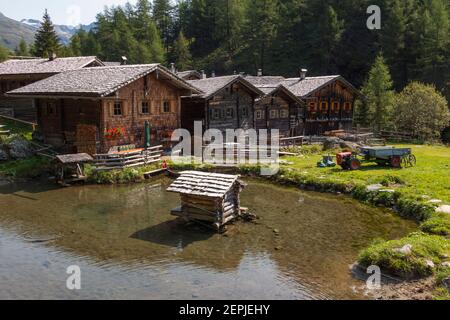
[1,160,449,300]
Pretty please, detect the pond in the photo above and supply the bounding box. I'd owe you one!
[0,178,416,300]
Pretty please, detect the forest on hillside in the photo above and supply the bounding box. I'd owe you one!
[63,0,449,98]
[4,0,449,102]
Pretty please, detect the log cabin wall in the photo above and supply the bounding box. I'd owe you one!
[0,74,51,121]
[36,98,101,153]
[254,95,291,136]
[207,83,255,132]
[100,72,182,153]
[304,80,357,135]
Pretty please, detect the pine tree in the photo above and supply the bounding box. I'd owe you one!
[242,0,278,73]
[32,9,61,58]
[69,34,82,56]
[133,0,165,62]
[15,38,29,56]
[0,45,10,62]
[361,54,395,132]
[172,31,193,70]
[153,0,175,51]
[301,2,344,74]
[381,0,421,90]
[416,0,449,94]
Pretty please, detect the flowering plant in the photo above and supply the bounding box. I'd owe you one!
[104,127,125,140]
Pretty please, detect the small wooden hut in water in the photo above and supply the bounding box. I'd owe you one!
[167,171,245,231]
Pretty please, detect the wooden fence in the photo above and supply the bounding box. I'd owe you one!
[202,143,279,166]
[93,145,163,171]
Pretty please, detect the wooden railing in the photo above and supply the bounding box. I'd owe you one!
[280,136,304,147]
[0,115,38,131]
[93,145,163,171]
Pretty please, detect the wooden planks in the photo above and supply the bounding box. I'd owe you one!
[167,171,240,198]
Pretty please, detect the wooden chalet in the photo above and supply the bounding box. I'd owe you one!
[282,73,363,135]
[245,71,363,136]
[245,76,305,137]
[181,75,264,133]
[167,171,246,231]
[0,56,104,121]
[7,64,202,154]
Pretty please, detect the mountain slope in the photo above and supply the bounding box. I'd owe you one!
[0,12,96,51]
[21,18,95,45]
[0,12,35,50]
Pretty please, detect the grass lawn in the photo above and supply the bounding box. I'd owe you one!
[283,144,450,203]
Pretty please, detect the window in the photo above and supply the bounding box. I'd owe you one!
[320,101,328,112]
[213,109,220,120]
[241,107,248,117]
[332,101,340,113]
[308,102,317,113]
[256,110,264,120]
[46,102,57,115]
[280,109,289,118]
[163,101,171,113]
[141,101,150,114]
[344,102,352,112]
[270,110,278,119]
[226,108,234,118]
[113,101,123,116]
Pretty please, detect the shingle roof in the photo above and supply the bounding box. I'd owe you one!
[187,75,263,99]
[282,76,341,97]
[167,171,241,198]
[7,64,202,98]
[102,61,121,66]
[256,84,305,105]
[244,75,285,87]
[0,56,103,75]
[177,70,202,80]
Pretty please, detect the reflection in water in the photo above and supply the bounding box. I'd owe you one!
[0,178,416,300]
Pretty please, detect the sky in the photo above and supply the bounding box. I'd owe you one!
[1,0,137,25]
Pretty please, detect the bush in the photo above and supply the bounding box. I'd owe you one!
[358,232,450,278]
[421,213,450,237]
[394,82,450,142]
[0,156,50,178]
[396,197,436,221]
[87,163,161,184]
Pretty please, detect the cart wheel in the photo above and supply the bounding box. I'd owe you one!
[350,159,361,170]
[408,155,417,167]
[391,156,402,168]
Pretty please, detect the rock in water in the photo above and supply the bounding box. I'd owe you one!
[8,135,35,159]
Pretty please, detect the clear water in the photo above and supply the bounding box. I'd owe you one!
[0,178,416,300]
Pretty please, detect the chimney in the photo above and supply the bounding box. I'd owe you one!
[170,63,176,74]
[48,52,57,61]
[300,68,308,80]
[201,70,207,79]
[257,69,263,77]
[211,70,216,78]
[121,56,128,65]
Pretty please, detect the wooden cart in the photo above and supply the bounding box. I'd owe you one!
[337,147,416,170]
